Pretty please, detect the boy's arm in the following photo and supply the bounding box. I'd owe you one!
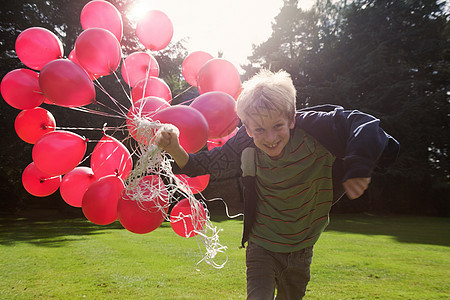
[296,107,399,183]
[156,131,189,169]
[156,126,254,180]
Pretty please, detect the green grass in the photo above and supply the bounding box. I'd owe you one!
[0,211,449,299]
[309,215,450,299]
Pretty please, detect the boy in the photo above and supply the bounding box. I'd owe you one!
[156,70,399,299]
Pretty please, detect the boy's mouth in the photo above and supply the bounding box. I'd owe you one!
[265,142,279,149]
[264,141,285,159]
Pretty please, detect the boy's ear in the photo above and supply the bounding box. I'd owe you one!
[289,116,296,129]
[245,127,253,138]
[242,121,253,137]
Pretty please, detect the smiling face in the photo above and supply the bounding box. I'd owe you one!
[245,109,295,160]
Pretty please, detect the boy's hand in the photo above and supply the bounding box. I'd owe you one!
[343,177,371,200]
[155,127,189,169]
[156,130,179,153]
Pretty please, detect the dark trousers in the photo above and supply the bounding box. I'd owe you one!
[246,242,313,300]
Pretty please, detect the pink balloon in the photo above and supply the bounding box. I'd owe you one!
[207,127,238,150]
[60,167,97,207]
[15,107,56,144]
[75,28,121,76]
[190,91,240,139]
[197,58,242,98]
[32,131,87,176]
[176,174,210,194]
[170,198,206,238]
[80,0,123,42]
[131,77,172,103]
[39,59,95,107]
[1,69,45,110]
[118,175,169,234]
[82,175,124,225]
[121,52,160,87]
[182,51,214,87]
[22,162,61,197]
[90,135,133,181]
[153,106,209,153]
[68,49,100,81]
[15,27,63,70]
[126,96,170,144]
[136,10,173,51]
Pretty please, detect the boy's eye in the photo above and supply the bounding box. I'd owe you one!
[254,128,264,133]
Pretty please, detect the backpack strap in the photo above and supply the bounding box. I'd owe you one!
[241,147,256,177]
[240,147,257,248]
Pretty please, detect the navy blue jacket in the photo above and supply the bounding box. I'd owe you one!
[175,105,399,247]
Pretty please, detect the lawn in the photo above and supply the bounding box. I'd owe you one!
[0,211,448,299]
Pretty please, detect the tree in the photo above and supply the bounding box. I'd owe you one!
[242,0,321,101]
[311,0,449,214]
[0,0,191,212]
[244,0,449,215]
[0,0,92,212]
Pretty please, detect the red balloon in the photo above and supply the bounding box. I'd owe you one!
[90,135,133,181]
[176,174,210,194]
[33,131,87,176]
[153,106,209,153]
[190,91,240,139]
[121,52,160,87]
[75,28,121,76]
[82,175,124,225]
[118,175,169,234]
[182,51,214,87]
[15,27,63,70]
[197,58,242,98]
[80,0,123,42]
[68,49,100,81]
[136,10,173,51]
[15,107,56,144]
[126,96,170,144]
[22,162,61,197]
[39,59,95,107]
[60,167,97,207]
[131,77,172,103]
[207,127,238,150]
[1,69,45,110]
[170,198,206,238]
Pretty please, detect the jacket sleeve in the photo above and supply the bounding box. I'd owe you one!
[296,107,399,182]
[172,126,255,181]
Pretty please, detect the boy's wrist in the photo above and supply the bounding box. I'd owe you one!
[169,146,189,169]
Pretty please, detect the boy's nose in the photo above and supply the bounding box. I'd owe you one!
[265,130,277,142]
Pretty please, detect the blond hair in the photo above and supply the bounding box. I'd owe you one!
[236,69,297,125]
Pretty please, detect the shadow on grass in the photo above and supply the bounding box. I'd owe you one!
[327,213,450,247]
[0,209,124,247]
[1,209,448,249]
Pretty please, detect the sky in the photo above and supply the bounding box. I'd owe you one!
[127,0,315,72]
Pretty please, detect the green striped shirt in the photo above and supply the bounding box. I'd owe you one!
[249,128,336,252]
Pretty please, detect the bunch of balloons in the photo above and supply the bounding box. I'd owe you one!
[1,0,241,240]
